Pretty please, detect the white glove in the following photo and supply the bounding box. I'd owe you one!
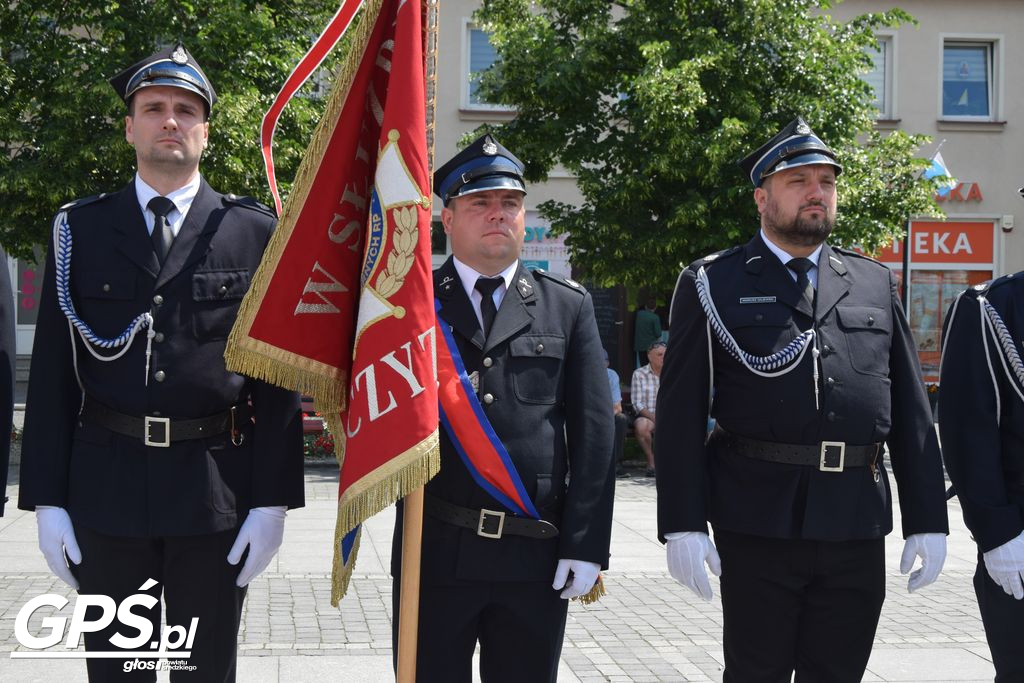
[983,531,1024,600]
[900,532,947,593]
[36,506,82,590]
[552,559,600,599]
[665,531,721,601]
[227,506,286,587]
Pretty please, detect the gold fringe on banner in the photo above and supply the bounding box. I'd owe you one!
[574,574,607,605]
[331,433,440,605]
[225,0,387,411]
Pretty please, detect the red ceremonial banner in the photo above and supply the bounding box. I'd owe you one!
[226,0,439,603]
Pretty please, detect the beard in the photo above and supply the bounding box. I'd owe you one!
[763,197,835,247]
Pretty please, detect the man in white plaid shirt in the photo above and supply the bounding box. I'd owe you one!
[631,340,665,477]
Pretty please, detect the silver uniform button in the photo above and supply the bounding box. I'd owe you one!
[102,283,111,292]
[482,393,494,405]
[219,285,229,296]
[482,357,493,368]
[535,344,545,354]
[154,370,166,382]
[154,332,165,343]
[153,294,164,305]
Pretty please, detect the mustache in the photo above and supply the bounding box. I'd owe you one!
[800,201,828,211]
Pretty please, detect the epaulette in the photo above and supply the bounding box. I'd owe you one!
[967,272,1021,298]
[59,192,112,212]
[832,245,885,267]
[223,193,277,219]
[691,245,742,269]
[531,268,586,294]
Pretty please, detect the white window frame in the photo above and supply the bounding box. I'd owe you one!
[461,20,514,112]
[938,34,1003,122]
[864,31,897,120]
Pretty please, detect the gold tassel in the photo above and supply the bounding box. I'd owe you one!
[573,574,606,605]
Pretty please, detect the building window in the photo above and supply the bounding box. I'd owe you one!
[463,24,510,110]
[942,40,996,119]
[862,35,893,118]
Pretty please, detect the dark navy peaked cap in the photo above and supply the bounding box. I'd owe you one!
[434,134,527,205]
[738,117,842,187]
[110,42,217,113]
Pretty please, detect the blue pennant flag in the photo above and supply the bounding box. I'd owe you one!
[924,151,957,198]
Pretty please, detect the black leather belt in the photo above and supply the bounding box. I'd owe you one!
[80,397,249,448]
[424,495,558,539]
[712,428,880,473]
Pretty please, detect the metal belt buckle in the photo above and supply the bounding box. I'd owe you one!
[819,441,845,472]
[144,416,171,448]
[477,509,506,539]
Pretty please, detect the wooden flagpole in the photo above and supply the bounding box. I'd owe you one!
[397,0,439,679]
[397,488,425,681]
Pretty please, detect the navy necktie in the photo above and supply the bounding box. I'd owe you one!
[475,277,503,337]
[147,196,175,265]
[787,257,816,311]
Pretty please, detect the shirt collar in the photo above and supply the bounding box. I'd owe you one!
[760,228,824,269]
[135,172,201,217]
[451,256,519,300]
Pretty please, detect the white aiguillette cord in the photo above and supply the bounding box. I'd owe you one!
[695,265,821,412]
[52,211,156,394]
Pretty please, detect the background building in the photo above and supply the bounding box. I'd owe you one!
[6,0,1022,392]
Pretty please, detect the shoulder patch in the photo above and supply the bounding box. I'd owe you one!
[223,194,277,219]
[531,269,586,294]
[59,192,111,212]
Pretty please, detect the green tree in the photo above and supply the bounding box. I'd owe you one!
[474,0,942,292]
[0,0,342,259]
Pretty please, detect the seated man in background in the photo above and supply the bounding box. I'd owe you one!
[631,340,664,477]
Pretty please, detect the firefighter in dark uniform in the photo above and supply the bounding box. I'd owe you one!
[655,117,949,682]
[392,134,615,683]
[1,246,13,516]
[17,43,303,681]
[940,257,1024,680]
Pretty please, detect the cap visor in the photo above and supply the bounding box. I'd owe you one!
[451,176,527,199]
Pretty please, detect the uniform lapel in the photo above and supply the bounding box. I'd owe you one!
[748,234,813,317]
[112,184,160,279]
[154,179,219,291]
[483,263,536,354]
[435,257,486,350]
[814,244,851,322]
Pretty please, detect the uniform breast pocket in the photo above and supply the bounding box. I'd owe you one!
[836,305,892,377]
[509,334,565,404]
[717,304,794,356]
[191,269,251,340]
[74,270,140,335]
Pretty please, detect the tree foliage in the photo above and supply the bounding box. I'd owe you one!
[0,0,342,259]
[474,0,943,292]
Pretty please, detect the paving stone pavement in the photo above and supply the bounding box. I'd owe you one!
[1,462,998,682]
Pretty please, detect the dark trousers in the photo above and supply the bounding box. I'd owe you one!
[714,528,886,683]
[392,578,568,683]
[612,412,628,466]
[71,523,246,682]
[975,552,1024,681]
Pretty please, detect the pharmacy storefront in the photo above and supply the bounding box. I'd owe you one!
[875,218,998,382]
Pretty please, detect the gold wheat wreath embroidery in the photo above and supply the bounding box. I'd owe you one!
[375,204,417,298]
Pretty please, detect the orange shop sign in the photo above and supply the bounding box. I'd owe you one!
[875,220,993,265]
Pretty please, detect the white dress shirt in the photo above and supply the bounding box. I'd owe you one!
[452,257,519,331]
[134,172,201,238]
[760,228,824,290]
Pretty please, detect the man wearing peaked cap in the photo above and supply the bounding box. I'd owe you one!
[109,41,217,115]
[391,134,615,682]
[655,117,949,681]
[938,188,1024,679]
[18,42,303,681]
